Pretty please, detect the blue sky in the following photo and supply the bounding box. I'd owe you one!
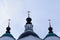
[0,0,60,39]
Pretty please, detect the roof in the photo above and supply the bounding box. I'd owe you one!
[44,33,60,39]
[18,31,40,39]
[1,33,15,39]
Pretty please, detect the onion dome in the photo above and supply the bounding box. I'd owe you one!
[45,27,58,38]
[26,17,32,24]
[18,11,40,39]
[44,19,60,39]
[1,19,15,39]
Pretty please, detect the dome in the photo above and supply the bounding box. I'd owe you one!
[18,31,40,39]
[18,12,41,40]
[44,33,59,39]
[26,17,32,24]
[0,19,16,40]
[1,33,15,39]
[44,33,60,40]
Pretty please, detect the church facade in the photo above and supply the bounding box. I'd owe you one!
[0,12,60,40]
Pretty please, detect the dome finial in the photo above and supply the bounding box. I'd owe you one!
[48,19,53,33]
[6,19,11,33]
[48,19,51,27]
[26,11,32,24]
[28,11,30,18]
[8,19,11,27]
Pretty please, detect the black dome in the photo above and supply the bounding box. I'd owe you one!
[26,17,32,24]
[18,31,40,39]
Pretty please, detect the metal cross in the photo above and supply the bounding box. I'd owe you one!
[48,19,51,27]
[28,11,30,17]
[8,19,11,27]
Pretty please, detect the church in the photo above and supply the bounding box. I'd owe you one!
[0,11,60,40]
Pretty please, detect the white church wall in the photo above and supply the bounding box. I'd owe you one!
[44,36,60,40]
[18,35,42,40]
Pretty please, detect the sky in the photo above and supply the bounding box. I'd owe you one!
[0,0,60,39]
